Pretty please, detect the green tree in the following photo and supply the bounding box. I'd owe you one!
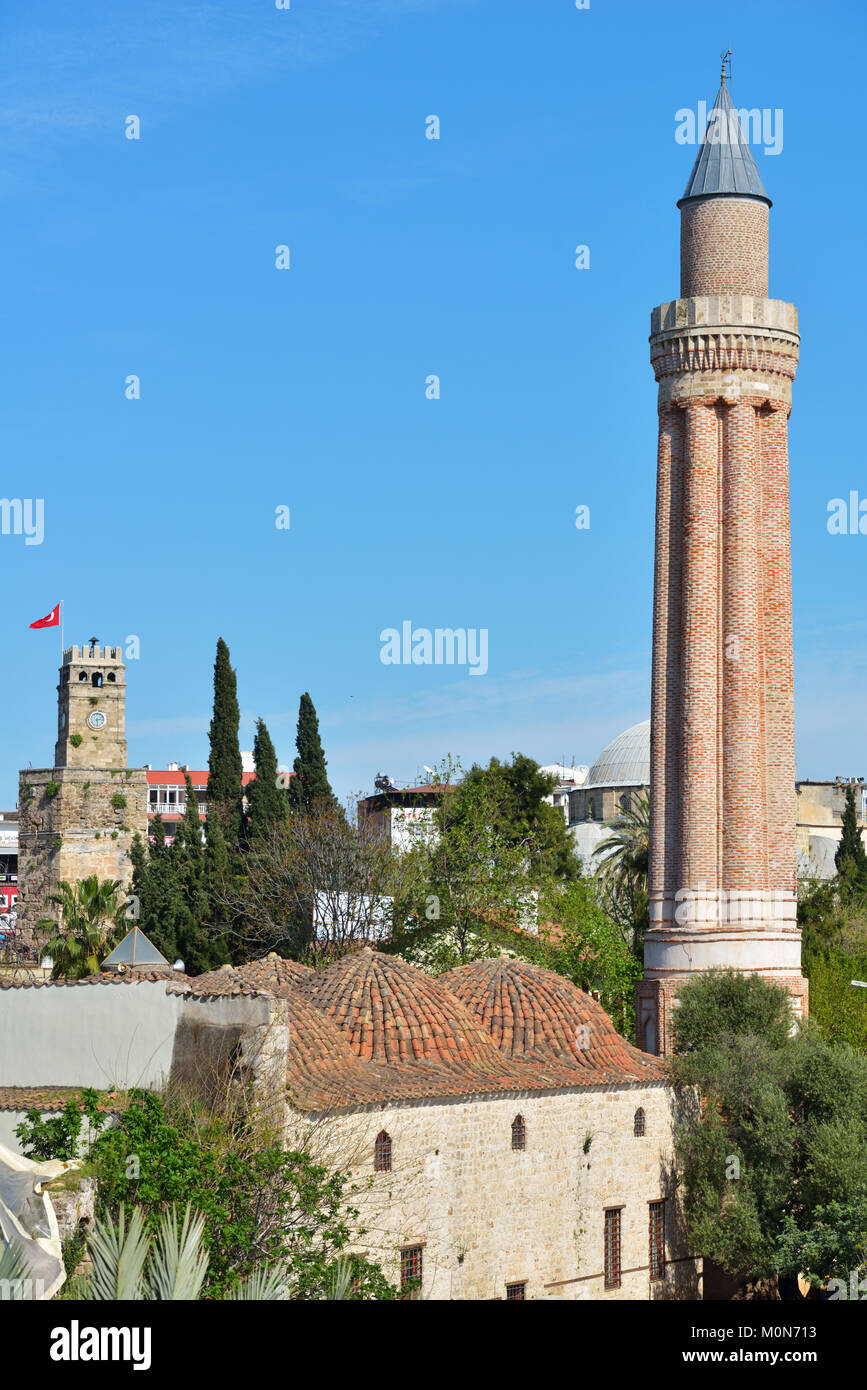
[88,1089,398,1299]
[528,879,643,1038]
[244,718,288,842]
[835,783,867,890]
[130,818,184,964]
[670,969,867,1289]
[672,966,792,1056]
[36,876,130,979]
[287,693,337,812]
[207,637,244,847]
[388,759,543,971]
[456,754,579,882]
[173,772,227,974]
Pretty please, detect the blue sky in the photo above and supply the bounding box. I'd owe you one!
[2,0,866,804]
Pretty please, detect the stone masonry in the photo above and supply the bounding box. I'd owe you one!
[17,644,147,946]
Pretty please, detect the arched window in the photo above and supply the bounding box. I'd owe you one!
[374,1130,392,1172]
[91,672,103,688]
[78,671,88,683]
[633,1107,646,1137]
[511,1114,526,1151]
[620,792,631,813]
[107,672,116,683]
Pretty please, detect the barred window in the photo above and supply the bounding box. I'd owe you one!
[649,1200,665,1281]
[633,1107,646,1137]
[604,1208,622,1290]
[511,1114,526,1151]
[506,1282,526,1301]
[401,1245,423,1300]
[374,1130,392,1171]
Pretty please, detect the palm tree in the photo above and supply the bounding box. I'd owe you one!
[37,876,129,979]
[593,790,650,957]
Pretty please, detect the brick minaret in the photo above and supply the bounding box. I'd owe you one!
[636,68,808,1055]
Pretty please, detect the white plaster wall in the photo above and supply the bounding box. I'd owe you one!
[0,982,182,1089]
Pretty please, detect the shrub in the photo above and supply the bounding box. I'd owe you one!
[45,781,59,800]
[110,793,127,811]
[16,1089,109,1161]
[69,734,83,748]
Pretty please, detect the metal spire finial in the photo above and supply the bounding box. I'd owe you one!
[721,48,732,83]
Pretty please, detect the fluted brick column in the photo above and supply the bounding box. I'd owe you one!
[649,403,683,911]
[680,399,720,892]
[721,400,767,890]
[761,402,797,895]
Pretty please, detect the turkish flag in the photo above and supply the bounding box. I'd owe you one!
[30,603,60,629]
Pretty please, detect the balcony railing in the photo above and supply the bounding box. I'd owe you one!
[149,802,207,816]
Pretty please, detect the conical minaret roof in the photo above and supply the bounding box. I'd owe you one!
[679,76,770,207]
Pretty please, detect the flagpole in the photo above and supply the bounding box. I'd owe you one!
[60,599,64,658]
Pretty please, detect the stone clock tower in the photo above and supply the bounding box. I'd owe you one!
[17,642,148,948]
[55,640,129,770]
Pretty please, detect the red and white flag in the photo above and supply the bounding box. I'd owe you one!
[30,603,60,630]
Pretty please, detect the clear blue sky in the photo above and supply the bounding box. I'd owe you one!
[3,0,866,804]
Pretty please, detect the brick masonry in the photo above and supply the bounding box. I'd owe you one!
[639,184,808,1055]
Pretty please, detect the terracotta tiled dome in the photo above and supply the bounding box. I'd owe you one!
[302,947,504,1067]
[439,957,666,1084]
[190,953,312,997]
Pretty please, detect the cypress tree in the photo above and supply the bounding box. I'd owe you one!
[287,692,337,812]
[206,637,243,847]
[129,817,181,964]
[835,783,867,887]
[244,718,288,840]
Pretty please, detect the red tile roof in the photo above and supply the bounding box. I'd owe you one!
[0,1086,130,1113]
[439,958,667,1086]
[189,954,313,997]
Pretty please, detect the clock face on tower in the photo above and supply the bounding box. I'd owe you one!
[87,710,107,730]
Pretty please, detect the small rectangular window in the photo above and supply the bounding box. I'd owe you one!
[401,1245,423,1300]
[649,1200,665,1281]
[604,1208,622,1290]
[506,1282,526,1301]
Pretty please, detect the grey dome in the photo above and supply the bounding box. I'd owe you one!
[584,720,650,790]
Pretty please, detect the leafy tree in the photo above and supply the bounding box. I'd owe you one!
[89,1089,398,1299]
[388,759,543,971]
[672,966,792,1056]
[671,969,867,1289]
[803,944,867,1053]
[456,753,579,882]
[244,718,288,842]
[36,877,131,979]
[206,637,244,846]
[527,879,643,1038]
[835,783,867,891]
[287,693,337,812]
